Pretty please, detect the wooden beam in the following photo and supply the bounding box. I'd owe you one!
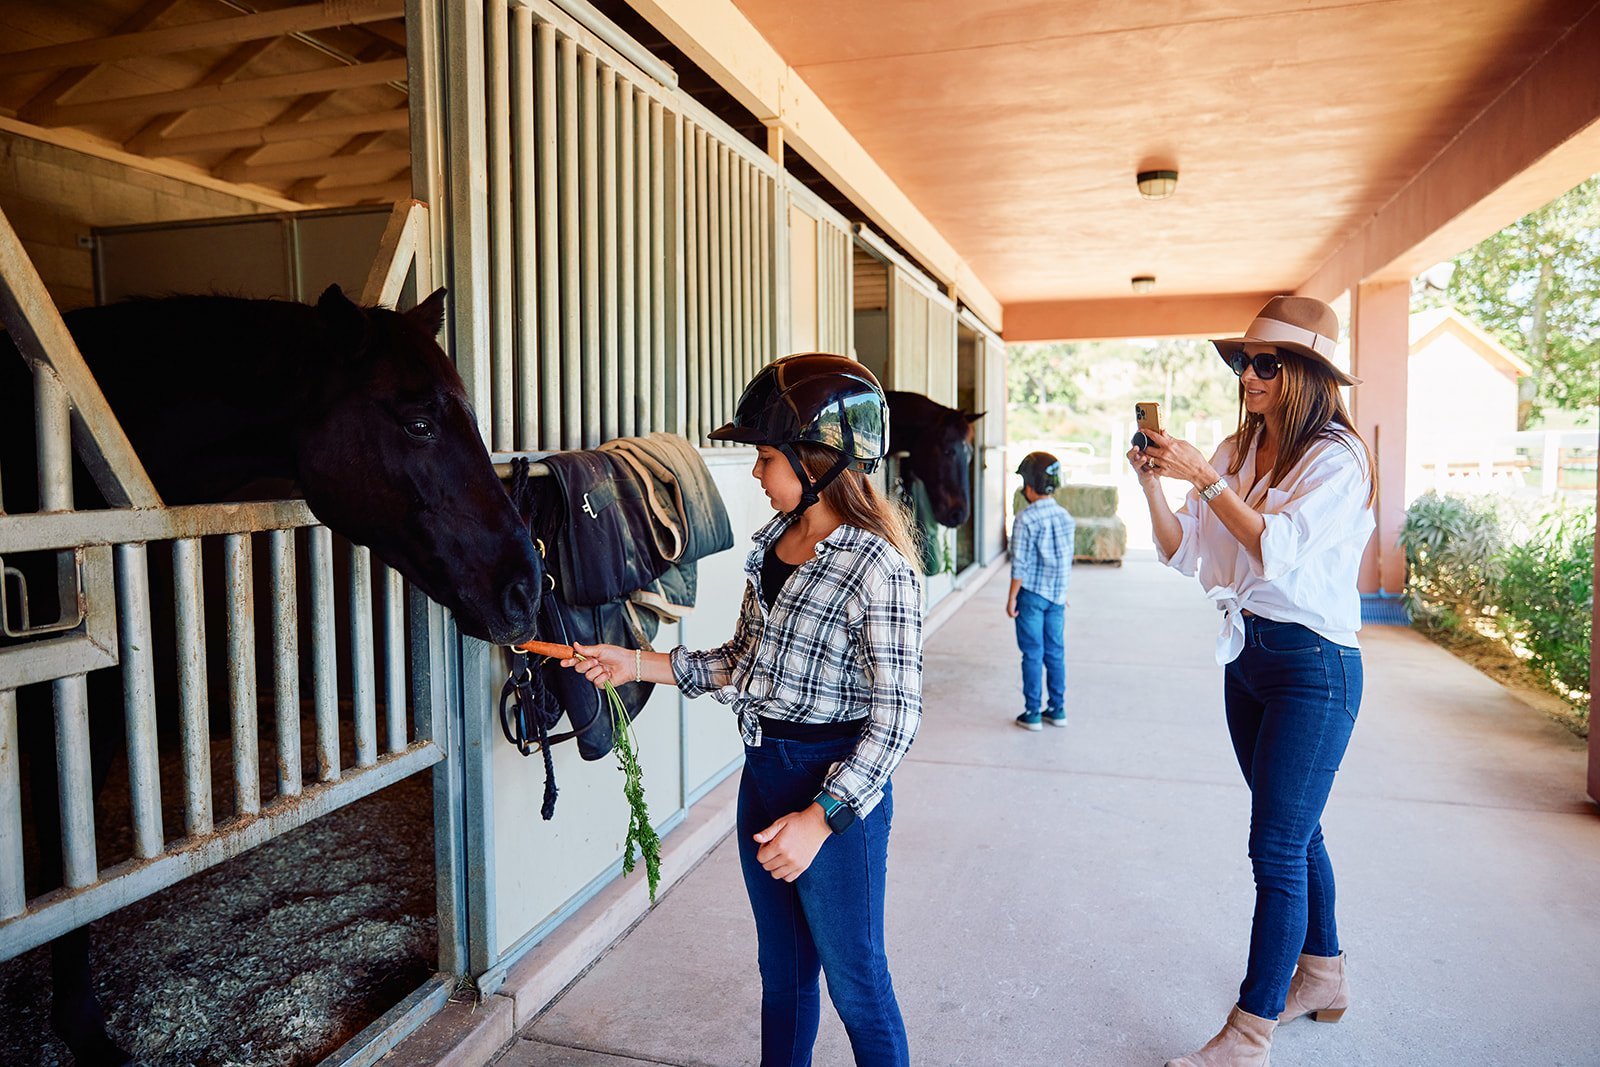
[0,0,405,76]
[215,44,393,171]
[1299,3,1600,299]
[311,178,411,205]
[286,129,386,199]
[120,38,279,153]
[16,0,182,122]
[37,58,409,127]
[360,199,425,306]
[1002,293,1279,342]
[359,20,408,51]
[0,115,305,211]
[142,108,409,157]
[220,147,410,183]
[0,204,161,507]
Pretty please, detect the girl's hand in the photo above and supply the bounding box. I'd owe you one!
[753,804,832,882]
[1137,431,1218,487]
[561,643,634,689]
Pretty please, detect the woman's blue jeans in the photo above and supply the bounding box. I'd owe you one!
[737,735,909,1067]
[1013,587,1066,714]
[1224,616,1362,1020]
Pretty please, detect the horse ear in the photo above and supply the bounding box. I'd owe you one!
[965,410,986,423]
[407,288,448,338]
[316,284,368,353]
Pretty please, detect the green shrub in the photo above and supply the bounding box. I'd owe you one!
[1397,491,1506,628]
[1496,503,1594,701]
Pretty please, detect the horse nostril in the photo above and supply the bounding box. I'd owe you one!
[501,573,540,624]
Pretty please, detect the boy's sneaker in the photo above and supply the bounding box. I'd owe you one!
[1014,710,1043,732]
[1043,708,1068,728]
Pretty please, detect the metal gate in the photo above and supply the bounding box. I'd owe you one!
[0,201,448,963]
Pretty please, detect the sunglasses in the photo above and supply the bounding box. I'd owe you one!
[1226,350,1283,381]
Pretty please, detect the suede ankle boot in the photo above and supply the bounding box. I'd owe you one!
[1281,951,1349,1024]
[1164,1004,1276,1067]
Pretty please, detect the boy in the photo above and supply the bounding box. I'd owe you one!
[1007,451,1075,730]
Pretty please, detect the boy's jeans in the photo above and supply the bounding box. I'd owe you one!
[1013,587,1065,713]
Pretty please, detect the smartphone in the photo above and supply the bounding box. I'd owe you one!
[1132,401,1163,451]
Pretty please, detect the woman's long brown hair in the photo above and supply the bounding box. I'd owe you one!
[793,443,923,574]
[1227,354,1377,507]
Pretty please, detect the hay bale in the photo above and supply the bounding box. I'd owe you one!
[1056,483,1119,518]
[1011,483,1120,519]
[1073,515,1127,562]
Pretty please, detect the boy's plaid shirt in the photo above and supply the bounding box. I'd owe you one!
[670,513,923,817]
[1011,497,1075,604]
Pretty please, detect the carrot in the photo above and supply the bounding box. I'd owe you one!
[516,639,577,660]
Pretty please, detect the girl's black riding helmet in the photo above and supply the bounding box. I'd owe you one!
[708,352,890,516]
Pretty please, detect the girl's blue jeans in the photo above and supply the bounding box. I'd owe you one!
[1224,615,1363,1019]
[737,734,909,1067]
[1013,587,1066,713]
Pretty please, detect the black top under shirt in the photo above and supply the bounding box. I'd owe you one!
[760,545,801,610]
[756,545,865,743]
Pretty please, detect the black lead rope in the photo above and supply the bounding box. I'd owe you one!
[502,456,560,820]
[500,652,560,820]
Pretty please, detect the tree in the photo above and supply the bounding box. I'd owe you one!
[1434,176,1600,424]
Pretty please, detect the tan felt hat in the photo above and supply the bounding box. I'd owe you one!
[1211,295,1360,386]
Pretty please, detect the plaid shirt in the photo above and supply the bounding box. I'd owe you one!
[1011,497,1075,604]
[670,513,923,817]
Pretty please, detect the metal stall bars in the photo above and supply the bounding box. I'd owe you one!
[0,201,448,965]
[856,223,958,405]
[783,176,853,360]
[480,0,784,454]
[487,0,704,457]
[682,116,782,447]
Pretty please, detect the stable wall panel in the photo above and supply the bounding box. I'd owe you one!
[679,452,767,796]
[491,632,685,956]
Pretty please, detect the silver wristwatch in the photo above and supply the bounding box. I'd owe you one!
[1199,478,1228,502]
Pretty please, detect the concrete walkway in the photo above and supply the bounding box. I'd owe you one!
[492,554,1600,1067]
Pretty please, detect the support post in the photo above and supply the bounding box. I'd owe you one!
[1588,470,1599,807]
[1349,279,1410,594]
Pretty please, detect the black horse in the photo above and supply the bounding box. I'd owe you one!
[1,285,543,1064]
[886,391,983,527]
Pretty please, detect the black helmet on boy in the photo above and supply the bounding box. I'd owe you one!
[1017,451,1061,494]
[709,352,890,516]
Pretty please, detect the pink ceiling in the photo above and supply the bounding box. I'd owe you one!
[729,0,1595,304]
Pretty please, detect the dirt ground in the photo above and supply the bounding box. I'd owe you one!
[1415,622,1589,737]
[0,767,435,1066]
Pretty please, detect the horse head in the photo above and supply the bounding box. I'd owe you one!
[898,396,984,527]
[294,285,542,646]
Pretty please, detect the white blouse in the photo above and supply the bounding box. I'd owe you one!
[1158,430,1375,665]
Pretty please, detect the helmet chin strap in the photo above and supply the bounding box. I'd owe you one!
[779,444,853,518]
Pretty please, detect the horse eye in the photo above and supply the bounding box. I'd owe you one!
[403,418,436,440]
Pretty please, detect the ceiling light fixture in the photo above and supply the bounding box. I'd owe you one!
[1136,169,1179,200]
[1131,275,1156,294]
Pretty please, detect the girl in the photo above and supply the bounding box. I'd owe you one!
[1131,296,1375,1067]
[564,353,922,1067]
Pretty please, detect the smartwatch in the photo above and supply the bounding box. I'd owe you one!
[813,790,857,834]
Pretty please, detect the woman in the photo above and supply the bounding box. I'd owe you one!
[563,353,922,1067]
[1129,296,1375,1067]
